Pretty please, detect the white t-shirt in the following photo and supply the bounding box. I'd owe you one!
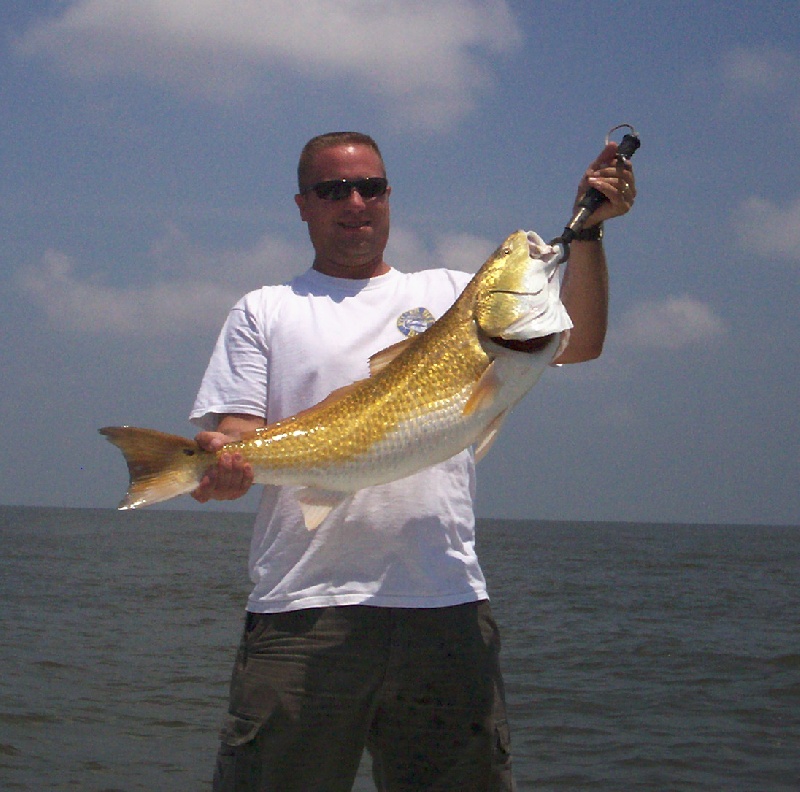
[190,266,488,613]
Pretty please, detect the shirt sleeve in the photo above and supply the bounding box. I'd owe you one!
[189,293,269,430]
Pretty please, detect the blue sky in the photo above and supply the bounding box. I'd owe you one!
[2,1,797,525]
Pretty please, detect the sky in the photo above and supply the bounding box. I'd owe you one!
[1,0,798,526]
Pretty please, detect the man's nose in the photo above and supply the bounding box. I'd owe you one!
[343,187,367,207]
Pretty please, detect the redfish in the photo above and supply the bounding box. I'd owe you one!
[100,230,571,529]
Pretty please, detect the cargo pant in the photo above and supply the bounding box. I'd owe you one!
[212,601,515,792]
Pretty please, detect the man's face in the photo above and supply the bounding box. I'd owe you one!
[295,144,391,279]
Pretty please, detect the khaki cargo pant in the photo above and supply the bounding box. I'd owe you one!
[212,601,515,791]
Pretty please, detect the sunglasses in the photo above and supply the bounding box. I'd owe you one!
[302,177,389,201]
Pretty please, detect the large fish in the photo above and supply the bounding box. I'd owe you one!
[100,230,572,529]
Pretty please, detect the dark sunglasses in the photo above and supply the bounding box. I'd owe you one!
[302,177,389,201]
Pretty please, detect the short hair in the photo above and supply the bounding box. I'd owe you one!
[297,131,386,192]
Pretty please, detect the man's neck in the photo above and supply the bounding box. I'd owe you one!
[311,257,391,279]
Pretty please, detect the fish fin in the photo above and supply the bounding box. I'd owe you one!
[552,328,570,363]
[99,426,207,509]
[462,362,502,416]
[295,488,348,530]
[473,411,508,463]
[369,338,414,376]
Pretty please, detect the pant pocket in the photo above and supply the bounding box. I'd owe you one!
[491,718,515,791]
[213,715,265,792]
[218,713,264,748]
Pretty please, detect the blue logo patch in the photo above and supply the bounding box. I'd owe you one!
[396,307,435,337]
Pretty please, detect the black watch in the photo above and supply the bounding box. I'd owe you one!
[572,223,604,242]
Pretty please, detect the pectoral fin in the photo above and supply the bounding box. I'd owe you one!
[473,410,508,463]
[462,362,501,416]
[295,487,349,530]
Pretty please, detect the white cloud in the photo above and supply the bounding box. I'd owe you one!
[16,0,521,129]
[734,195,800,262]
[387,228,495,273]
[721,47,795,97]
[15,231,307,337]
[615,296,726,351]
[435,233,499,273]
[144,223,305,285]
[17,248,237,337]
[718,46,800,126]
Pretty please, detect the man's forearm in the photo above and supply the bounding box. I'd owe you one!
[556,239,609,363]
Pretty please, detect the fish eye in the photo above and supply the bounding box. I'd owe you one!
[183,448,196,456]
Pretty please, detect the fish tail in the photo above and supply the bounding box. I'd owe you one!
[99,426,208,510]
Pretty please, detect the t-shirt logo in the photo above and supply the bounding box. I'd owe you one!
[396,307,435,337]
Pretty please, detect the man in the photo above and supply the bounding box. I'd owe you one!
[190,131,635,791]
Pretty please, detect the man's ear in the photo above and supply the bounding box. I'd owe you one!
[294,193,309,221]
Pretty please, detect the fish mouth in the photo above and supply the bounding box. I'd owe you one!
[489,333,557,353]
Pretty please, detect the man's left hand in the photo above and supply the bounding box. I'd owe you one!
[574,141,636,227]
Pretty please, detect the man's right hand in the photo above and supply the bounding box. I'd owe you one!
[191,414,263,502]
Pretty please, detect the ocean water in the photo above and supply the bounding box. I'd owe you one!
[0,506,797,791]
